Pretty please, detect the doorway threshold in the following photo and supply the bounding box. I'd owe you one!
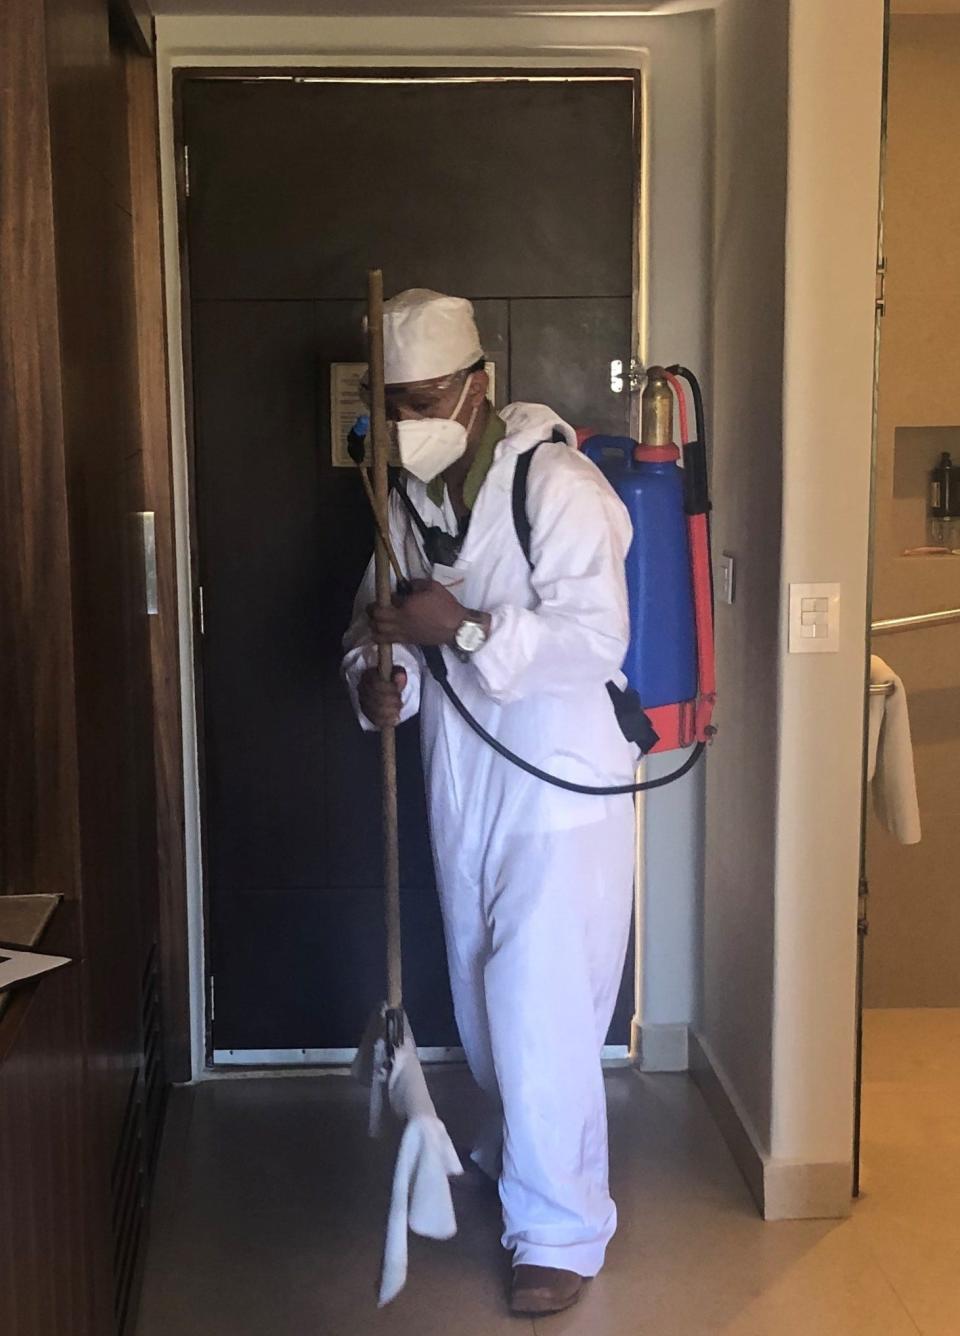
[210,1043,631,1071]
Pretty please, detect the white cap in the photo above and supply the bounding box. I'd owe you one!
[381,288,483,385]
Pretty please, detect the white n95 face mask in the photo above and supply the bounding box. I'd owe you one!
[396,373,476,483]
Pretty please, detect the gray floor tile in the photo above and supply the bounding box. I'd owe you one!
[136,1022,958,1336]
[136,1070,527,1336]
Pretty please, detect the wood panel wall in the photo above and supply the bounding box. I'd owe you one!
[1,0,187,1331]
[126,50,191,1083]
[0,0,83,902]
[0,960,89,1336]
[0,1,92,1327]
[44,1,161,1322]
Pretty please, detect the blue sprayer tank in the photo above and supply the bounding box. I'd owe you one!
[581,436,697,710]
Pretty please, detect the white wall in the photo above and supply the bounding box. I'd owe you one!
[773,0,884,1168]
[699,0,883,1208]
[155,9,714,1076]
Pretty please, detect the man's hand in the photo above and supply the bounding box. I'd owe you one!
[358,666,408,728]
[368,579,465,648]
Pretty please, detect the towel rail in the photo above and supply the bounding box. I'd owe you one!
[871,607,960,635]
[869,681,895,697]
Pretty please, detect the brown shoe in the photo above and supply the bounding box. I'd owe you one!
[510,1265,585,1316]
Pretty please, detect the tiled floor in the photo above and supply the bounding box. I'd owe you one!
[135,1010,960,1335]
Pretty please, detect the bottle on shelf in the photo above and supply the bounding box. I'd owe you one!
[928,451,955,547]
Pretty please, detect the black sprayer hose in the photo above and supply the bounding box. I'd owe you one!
[667,364,706,446]
[667,364,717,617]
[420,644,705,796]
[666,364,709,520]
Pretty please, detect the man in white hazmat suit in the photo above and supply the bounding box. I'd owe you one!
[341,289,636,1316]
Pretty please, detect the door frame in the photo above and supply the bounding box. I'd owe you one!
[175,65,643,1070]
[851,0,890,1198]
[156,13,712,1079]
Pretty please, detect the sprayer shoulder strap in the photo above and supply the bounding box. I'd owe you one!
[511,441,546,569]
[394,476,432,542]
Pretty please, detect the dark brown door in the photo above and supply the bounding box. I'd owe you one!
[182,73,638,1057]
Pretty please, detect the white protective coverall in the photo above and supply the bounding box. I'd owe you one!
[342,402,637,1277]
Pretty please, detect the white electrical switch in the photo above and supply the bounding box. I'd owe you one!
[718,553,736,606]
[789,582,840,653]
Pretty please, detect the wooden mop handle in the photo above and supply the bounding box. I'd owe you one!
[367,269,403,1015]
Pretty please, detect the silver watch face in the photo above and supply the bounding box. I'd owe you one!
[455,618,486,654]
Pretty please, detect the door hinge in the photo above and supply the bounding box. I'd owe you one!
[858,875,870,936]
[209,976,215,1021]
[610,357,645,394]
[875,258,886,316]
[183,144,191,198]
[197,584,205,636]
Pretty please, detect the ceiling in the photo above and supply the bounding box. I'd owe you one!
[149,1,960,28]
[151,0,712,17]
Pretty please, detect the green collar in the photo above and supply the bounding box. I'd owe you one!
[427,410,507,511]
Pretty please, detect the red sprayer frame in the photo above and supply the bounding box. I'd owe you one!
[663,367,716,749]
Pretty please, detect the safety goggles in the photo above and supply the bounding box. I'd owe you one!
[358,370,470,420]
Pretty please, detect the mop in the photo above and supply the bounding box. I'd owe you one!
[350,268,463,1307]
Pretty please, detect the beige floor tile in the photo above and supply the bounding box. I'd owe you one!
[853,1007,960,1336]
[854,1216,960,1336]
[538,1200,919,1335]
[710,1228,921,1336]
[861,1010,960,1090]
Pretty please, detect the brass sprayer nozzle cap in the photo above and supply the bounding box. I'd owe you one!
[640,367,674,448]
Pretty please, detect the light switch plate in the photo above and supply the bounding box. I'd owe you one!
[718,553,736,605]
[789,582,840,653]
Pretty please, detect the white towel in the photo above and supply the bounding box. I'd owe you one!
[352,1009,463,1305]
[868,655,922,845]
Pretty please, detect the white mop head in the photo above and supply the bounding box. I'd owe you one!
[352,1010,463,1305]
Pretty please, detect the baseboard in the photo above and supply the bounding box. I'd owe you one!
[689,1031,852,1221]
[632,1021,689,1072]
[762,1159,853,1221]
[688,1030,766,1210]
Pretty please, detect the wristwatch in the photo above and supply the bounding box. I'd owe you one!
[453,615,488,661]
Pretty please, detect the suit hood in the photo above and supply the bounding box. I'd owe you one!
[498,402,578,455]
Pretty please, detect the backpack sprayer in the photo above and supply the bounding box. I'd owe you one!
[349,365,716,795]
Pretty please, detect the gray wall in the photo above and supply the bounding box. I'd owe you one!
[697,0,789,1152]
